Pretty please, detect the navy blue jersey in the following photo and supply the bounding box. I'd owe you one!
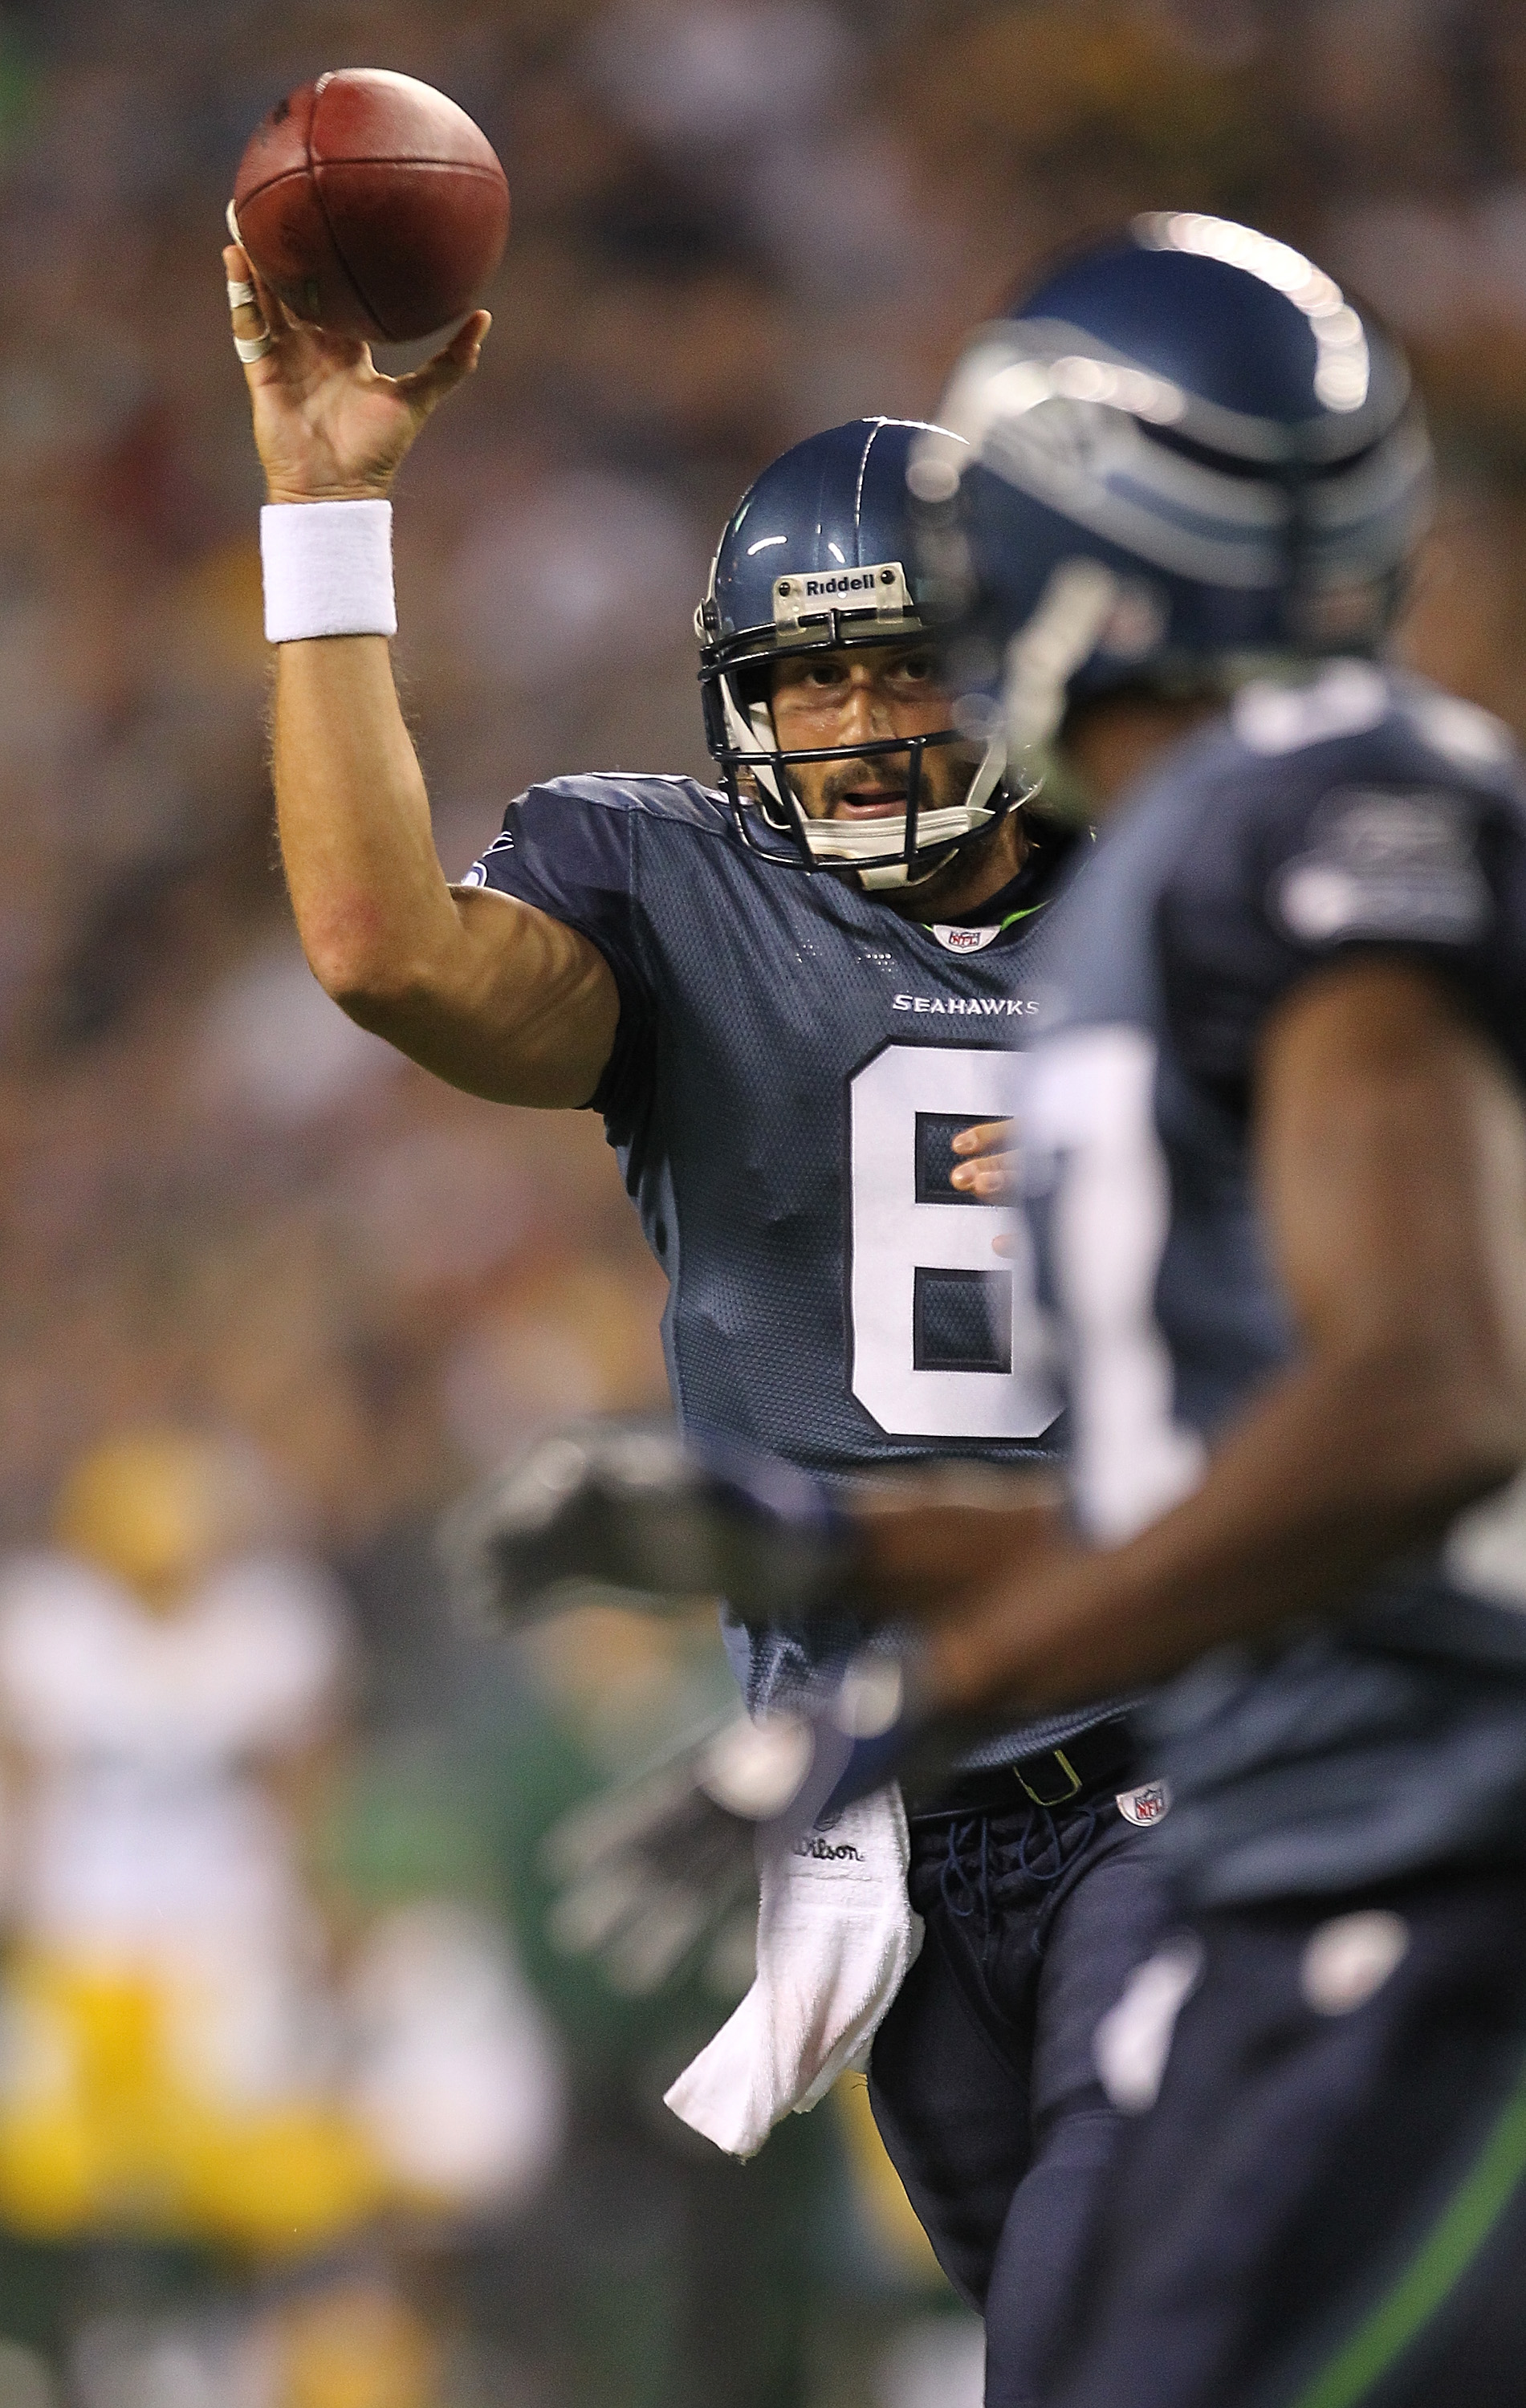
[1019,660,1526,1901]
[464,774,1119,1750]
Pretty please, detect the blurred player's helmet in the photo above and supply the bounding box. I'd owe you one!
[54,1430,275,1609]
[696,417,1019,889]
[914,215,1434,794]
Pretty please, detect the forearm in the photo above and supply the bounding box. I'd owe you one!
[234,258,616,1106]
[928,1336,1526,1718]
[924,965,1526,1716]
[848,1466,1066,1615]
[274,634,458,1004]
[271,637,617,1104]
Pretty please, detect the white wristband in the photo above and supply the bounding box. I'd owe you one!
[259,499,397,643]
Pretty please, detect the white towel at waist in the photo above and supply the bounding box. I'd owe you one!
[664,1784,923,2160]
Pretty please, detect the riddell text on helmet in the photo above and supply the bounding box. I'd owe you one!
[797,569,887,599]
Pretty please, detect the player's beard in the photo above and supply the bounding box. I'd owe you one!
[880,810,1027,922]
[812,741,975,822]
[794,743,1015,916]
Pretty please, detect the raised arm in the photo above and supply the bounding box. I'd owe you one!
[227,244,619,1109]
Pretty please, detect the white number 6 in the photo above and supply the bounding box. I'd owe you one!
[847,1043,1060,1440]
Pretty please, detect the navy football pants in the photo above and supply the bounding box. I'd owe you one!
[1047,1864,1526,2408]
[869,1797,1169,2408]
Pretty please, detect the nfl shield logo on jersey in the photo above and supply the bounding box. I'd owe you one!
[933,922,1000,953]
[1116,1780,1173,1828]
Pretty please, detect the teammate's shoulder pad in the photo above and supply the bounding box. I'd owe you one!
[1230,661,1520,791]
[1218,668,1524,956]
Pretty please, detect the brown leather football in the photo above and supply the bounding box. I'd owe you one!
[232,68,510,344]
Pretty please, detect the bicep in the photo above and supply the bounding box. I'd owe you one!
[347,881,621,1108]
[1252,957,1526,1387]
[448,885,622,1107]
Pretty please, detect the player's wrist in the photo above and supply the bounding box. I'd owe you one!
[259,496,396,645]
[263,478,396,506]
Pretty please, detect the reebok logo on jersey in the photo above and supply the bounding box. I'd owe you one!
[893,994,1038,1016]
[933,922,1000,954]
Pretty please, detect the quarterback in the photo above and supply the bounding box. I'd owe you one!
[225,241,1168,2394]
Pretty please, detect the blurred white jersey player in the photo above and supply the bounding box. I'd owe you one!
[0,1430,560,2250]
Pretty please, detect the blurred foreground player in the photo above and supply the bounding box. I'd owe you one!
[224,243,1169,2386]
[868,218,1526,2406]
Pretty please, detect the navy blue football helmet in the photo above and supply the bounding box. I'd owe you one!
[696,417,1018,888]
[912,214,1434,786]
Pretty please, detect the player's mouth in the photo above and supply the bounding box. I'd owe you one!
[828,787,907,820]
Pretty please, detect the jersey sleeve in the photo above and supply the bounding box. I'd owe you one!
[462,782,657,1121]
[1157,751,1526,1108]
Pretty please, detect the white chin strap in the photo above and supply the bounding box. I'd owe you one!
[801,796,997,889]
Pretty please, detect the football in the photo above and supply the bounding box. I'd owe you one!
[232,68,509,344]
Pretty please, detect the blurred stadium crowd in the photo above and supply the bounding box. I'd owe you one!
[0,0,1524,2401]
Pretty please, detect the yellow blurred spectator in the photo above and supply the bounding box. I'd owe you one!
[0,1430,561,2264]
[0,1429,381,2250]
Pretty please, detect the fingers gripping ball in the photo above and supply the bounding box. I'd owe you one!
[232,68,509,344]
